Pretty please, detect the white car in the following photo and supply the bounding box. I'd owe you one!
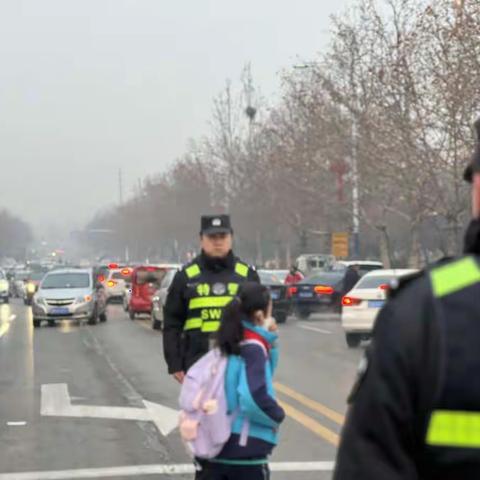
[341,269,417,348]
[104,268,132,303]
[332,260,384,277]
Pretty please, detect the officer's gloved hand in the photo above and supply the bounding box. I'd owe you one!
[464,218,480,254]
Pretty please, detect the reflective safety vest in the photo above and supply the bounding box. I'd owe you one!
[183,261,250,333]
[426,256,480,449]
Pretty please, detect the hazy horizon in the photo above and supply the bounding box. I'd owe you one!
[0,0,351,238]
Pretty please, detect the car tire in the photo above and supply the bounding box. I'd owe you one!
[129,309,135,321]
[297,309,310,320]
[33,318,41,328]
[152,315,162,330]
[48,320,56,327]
[88,307,98,325]
[99,312,107,323]
[346,333,361,348]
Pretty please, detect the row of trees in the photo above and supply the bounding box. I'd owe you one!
[0,209,33,260]
[87,0,480,267]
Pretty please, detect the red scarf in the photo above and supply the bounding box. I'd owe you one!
[243,328,271,352]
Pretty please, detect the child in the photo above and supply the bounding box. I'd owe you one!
[195,282,285,480]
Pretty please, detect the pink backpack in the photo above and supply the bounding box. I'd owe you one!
[178,348,231,459]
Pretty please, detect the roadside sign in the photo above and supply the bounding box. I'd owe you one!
[332,232,349,258]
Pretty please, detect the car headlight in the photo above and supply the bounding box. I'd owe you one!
[35,296,46,306]
[76,295,93,304]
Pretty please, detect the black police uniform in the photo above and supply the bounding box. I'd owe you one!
[335,118,480,479]
[163,215,259,374]
[333,253,480,479]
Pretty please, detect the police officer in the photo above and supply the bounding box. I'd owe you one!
[163,214,259,383]
[334,119,480,480]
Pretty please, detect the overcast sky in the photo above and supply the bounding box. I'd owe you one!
[0,0,351,236]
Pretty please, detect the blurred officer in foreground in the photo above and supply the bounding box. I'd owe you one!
[163,215,259,383]
[334,119,480,480]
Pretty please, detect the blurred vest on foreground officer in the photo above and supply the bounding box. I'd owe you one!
[163,215,259,384]
[334,119,480,480]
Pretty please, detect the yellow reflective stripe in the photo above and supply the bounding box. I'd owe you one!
[201,321,221,333]
[196,283,211,296]
[427,410,480,448]
[184,318,202,330]
[228,283,240,295]
[235,262,249,278]
[185,264,201,279]
[431,257,480,298]
[189,296,233,309]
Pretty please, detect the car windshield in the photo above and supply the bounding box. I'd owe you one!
[259,271,285,284]
[355,275,395,289]
[15,271,31,279]
[136,269,166,285]
[29,272,45,282]
[112,271,131,281]
[302,273,344,286]
[161,270,176,288]
[41,273,90,289]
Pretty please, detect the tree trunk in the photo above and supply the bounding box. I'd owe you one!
[408,225,421,269]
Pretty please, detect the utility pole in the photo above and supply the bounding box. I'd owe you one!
[352,117,360,258]
[118,168,124,205]
[349,31,361,259]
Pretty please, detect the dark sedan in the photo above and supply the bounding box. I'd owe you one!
[289,271,345,319]
[258,270,290,324]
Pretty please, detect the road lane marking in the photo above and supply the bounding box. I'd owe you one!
[0,461,335,479]
[279,399,340,446]
[137,319,154,332]
[41,384,178,436]
[275,382,345,425]
[6,421,27,426]
[0,322,10,338]
[298,324,332,334]
[9,314,16,322]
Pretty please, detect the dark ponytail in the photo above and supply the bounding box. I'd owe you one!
[217,282,271,355]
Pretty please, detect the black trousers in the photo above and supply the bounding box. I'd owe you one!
[194,460,270,480]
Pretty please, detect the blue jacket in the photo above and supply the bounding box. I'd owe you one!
[218,321,285,459]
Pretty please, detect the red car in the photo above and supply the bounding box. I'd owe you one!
[128,265,169,320]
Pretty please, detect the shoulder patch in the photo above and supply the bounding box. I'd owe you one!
[184,263,201,279]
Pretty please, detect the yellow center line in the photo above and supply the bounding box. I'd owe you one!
[279,399,340,446]
[0,322,11,338]
[275,382,345,425]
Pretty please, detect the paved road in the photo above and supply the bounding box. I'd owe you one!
[0,300,363,479]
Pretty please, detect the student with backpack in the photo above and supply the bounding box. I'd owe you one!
[179,282,285,480]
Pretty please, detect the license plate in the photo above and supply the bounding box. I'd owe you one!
[299,292,313,299]
[368,300,385,309]
[270,290,280,300]
[50,307,70,316]
[318,296,331,303]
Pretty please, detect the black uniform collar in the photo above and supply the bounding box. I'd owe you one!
[464,218,480,255]
[199,250,236,272]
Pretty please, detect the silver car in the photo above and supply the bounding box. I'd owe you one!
[0,270,9,303]
[32,268,107,328]
[151,266,180,330]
